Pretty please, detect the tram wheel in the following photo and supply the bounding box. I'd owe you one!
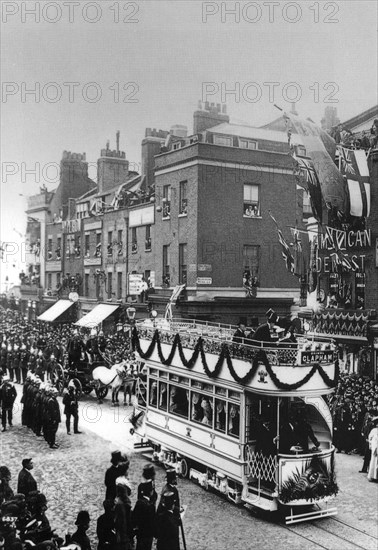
[180,458,189,478]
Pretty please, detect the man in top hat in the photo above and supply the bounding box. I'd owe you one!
[155,491,180,550]
[250,311,275,344]
[71,510,92,550]
[105,450,123,501]
[157,469,181,521]
[132,479,156,550]
[17,458,37,497]
[232,319,247,344]
[67,330,85,369]
[0,375,17,431]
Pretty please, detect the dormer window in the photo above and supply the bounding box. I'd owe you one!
[173,142,182,150]
[213,135,233,147]
[239,139,257,150]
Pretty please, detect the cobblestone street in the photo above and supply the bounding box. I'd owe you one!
[0,387,377,550]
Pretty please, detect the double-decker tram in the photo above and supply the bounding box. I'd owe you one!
[130,318,339,524]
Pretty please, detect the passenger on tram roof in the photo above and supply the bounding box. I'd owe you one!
[232,319,247,344]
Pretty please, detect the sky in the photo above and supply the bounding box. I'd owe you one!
[1,0,377,286]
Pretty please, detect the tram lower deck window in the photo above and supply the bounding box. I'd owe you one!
[191,392,213,426]
[149,380,168,411]
[215,399,226,433]
[228,403,240,438]
[169,386,189,417]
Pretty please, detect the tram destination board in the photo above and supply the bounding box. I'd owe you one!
[299,349,335,364]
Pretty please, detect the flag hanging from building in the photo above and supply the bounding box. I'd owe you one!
[269,212,295,275]
[292,153,323,223]
[336,146,371,218]
[284,112,348,215]
[290,227,310,279]
[308,238,318,293]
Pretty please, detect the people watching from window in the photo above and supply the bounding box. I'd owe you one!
[244,204,258,217]
[201,398,213,426]
[215,400,226,432]
[169,386,188,417]
[228,404,240,437]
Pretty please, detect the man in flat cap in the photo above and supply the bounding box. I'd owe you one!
[17,458,37,497]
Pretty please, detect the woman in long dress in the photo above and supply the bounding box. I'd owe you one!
[367,418,378,482]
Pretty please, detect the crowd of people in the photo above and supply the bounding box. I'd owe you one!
[0,452,184,549]
[330,373,378,480]
[330,119,378,150]
[0,309,132,387]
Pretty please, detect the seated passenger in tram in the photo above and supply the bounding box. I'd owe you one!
[169,387,188,417]
[201,399,213,426]
[228,405,240,437]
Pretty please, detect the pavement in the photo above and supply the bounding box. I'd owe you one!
[0,385,377,550]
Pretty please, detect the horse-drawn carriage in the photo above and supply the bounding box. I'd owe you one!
[51,354,109,400]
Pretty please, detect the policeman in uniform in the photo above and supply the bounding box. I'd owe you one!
[63,382,81,434]
[0,375,17,431]
[44,386,61,449]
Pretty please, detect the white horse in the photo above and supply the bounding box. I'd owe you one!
[92,362,128,405]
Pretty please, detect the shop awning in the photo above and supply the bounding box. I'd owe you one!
[38,300,74,322]
[75,303,119,328]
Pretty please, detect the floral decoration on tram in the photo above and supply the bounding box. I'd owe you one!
[279,455,338,503]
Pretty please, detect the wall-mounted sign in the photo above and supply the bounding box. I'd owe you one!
[197,264,212,272]
[196,277,212,285]
[129,205,154,228]
[319,227,371,250]
[355,272,366,309]
[62,219,81,233]
[128,273,143,294]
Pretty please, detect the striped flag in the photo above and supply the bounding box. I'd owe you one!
[269,212,295,275]
[336,146,370,218]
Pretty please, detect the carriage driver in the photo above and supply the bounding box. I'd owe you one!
[67,329,86,369]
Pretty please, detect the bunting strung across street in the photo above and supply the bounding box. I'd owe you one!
[269,212,295,275]
[284,112,348,215]
[336,145,371,218]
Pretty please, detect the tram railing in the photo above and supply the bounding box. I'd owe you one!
[136,320,336,366]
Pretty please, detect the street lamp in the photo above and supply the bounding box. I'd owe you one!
[126,306,136,322]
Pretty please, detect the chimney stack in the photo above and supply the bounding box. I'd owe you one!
[116,130,120,152]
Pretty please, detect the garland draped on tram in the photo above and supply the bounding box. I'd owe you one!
[132,329,339,390]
